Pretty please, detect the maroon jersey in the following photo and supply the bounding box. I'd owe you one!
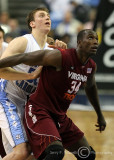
[30,48,96,115]
[24,48,96,158]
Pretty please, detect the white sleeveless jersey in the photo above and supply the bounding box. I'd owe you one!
[0,42,8,57]
[0,34,52,107]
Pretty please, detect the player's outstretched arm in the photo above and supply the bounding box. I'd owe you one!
[0,49,62,69]
[84,66,106,132]
[0,66,42,80]
[0,36,63,80]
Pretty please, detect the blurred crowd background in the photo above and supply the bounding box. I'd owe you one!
[0,0,114,110]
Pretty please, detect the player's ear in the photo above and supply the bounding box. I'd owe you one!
[77,40,81,47]
[30,21,35,28]
[77,40,81,45]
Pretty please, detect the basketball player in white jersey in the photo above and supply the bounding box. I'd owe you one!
[0,25,45,160]
[0,7,67,160]
[0,25,47,160]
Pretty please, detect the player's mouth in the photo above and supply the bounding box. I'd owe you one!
[91,46,98,52]
[45,22,50,26]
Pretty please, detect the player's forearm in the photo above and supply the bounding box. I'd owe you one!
[0,67,36,80]
[0,53,25,68]
[85,84,103,117]
[0,50,46,68]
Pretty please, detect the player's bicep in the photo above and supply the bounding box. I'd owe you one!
[0,37,27,59]
[44,49,62,68]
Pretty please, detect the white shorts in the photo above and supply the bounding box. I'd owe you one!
[0,97,28,152]
[2,131,12,154]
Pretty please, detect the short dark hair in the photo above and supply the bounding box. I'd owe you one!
[26,7,49,31]
[77,29,93,41]
[0,26,5,36]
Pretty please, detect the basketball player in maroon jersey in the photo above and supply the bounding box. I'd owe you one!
[0,29,106,160]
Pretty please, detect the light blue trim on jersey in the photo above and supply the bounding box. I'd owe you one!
[0,99,26,145]
[0,79,7,94]
[0,79,26,146]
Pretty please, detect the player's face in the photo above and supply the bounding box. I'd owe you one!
[32,10,51,33]
[0,31,4,47]
[81,31,98,56]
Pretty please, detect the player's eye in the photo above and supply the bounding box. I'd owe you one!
[47,15,50,19]
[88,37,93,40]
[39,14,44,17]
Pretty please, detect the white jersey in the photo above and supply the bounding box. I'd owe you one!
[0,34,52,107]
[0,42,8,58]
[0,34,53,151]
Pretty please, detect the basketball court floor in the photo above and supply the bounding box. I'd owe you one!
[63,110,114,160]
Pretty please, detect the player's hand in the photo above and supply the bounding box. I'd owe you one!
[30,66,43,79]
[47,37,54,45]
[48,39,67,49]
[95,114,106,132]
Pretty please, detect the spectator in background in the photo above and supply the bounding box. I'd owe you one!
[8,18,22,37]
[55,10,83,37]
[4,33,15,43]
[55,10,83,48]
[59,34,71,48]
[83,8,97,30]
[70,0,90,23]
[93,0,109,33]
[84,0,100,7]
[4,18,22,43]
[44,0,71,29]
[44,0,71,19]
[0,12,10,34]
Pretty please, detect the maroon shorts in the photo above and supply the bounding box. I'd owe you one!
[24,101,84,159]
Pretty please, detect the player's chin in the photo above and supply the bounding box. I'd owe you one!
[45,27,51,33]
[90,50,97,56]
[45,24,51,29]
[44,29,50,34]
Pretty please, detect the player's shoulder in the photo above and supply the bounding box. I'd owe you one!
[89,58,96,64]
[6,36,28,53]
[8,35,28,46]
[58,48,76,63]
[23,33,31,39]
[88,58,96,68]
[58,48,75,54]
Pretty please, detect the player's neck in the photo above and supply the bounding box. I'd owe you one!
[32,30,47,49]
[77,49,89,65]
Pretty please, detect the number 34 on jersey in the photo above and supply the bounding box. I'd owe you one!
[64,81,81,101]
